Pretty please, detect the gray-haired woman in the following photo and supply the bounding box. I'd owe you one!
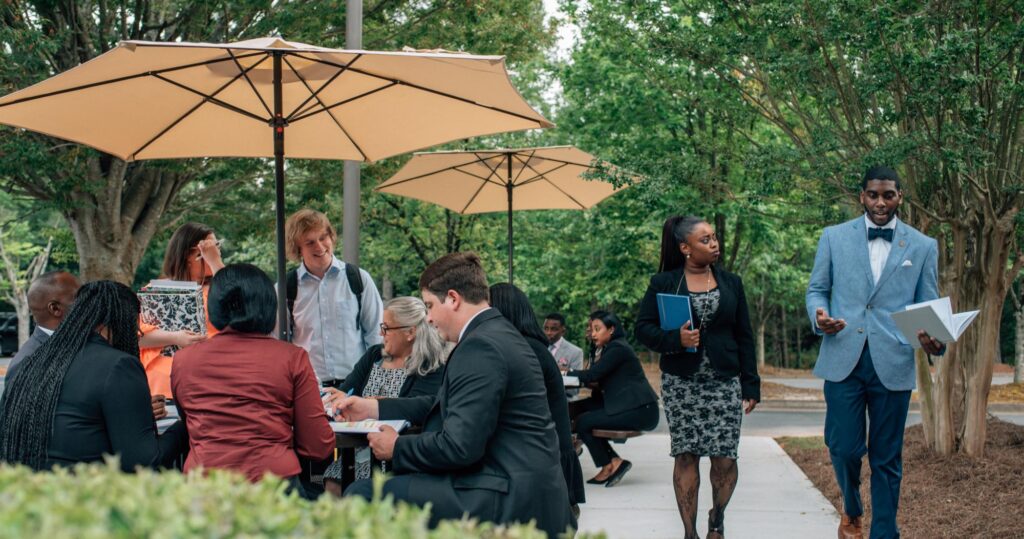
[321,296,450,495]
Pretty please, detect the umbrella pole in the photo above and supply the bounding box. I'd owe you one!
[273,51,290,340]
[506,154,514,284]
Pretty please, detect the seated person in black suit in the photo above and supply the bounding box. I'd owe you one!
[5,271,80,381]
[489,282,586,517]
[329,252,573,538]
[0,281,187,472]
[568,311,659,487]
[321,295,448,496]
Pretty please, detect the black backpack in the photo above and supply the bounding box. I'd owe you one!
[285,263,364,342]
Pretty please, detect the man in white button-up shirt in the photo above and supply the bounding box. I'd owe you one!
[283,209,383,388]
[806,165,945,539]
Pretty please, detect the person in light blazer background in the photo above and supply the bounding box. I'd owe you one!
[635,215,760,539]
[806,165,945,539]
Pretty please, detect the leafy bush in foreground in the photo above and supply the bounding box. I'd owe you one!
[0,461,597,539]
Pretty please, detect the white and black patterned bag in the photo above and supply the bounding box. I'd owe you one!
[139,284,206,357]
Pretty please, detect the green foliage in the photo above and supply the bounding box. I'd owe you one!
[0,460,596,539]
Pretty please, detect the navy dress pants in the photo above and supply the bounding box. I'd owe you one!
[824,344,911,539]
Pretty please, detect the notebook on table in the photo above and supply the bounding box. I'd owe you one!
[330,419,411,434]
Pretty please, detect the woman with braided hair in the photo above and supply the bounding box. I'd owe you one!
[0,280,188,472]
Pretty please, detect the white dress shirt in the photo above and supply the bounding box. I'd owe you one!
[457,307,491,343]
[865,214,898,284]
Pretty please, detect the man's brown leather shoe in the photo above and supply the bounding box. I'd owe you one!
[838,514,863,539]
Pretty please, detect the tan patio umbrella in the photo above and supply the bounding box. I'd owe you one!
[0,37,551,337]
[375,146,631,283]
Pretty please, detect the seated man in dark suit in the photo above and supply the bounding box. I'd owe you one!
[333,252,573,538]
[5,271,80,380]
[5,271,167,420]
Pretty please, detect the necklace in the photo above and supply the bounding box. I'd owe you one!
[685,265,713,337]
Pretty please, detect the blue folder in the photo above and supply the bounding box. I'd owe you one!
[657,293,697,353]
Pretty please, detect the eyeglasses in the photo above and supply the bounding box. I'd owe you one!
[380,323,412,335]
[193,238,225,260]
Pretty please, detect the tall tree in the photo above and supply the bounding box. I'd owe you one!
[643,1,1024,455]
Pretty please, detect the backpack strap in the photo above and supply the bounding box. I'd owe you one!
[286,269,298,342]
[344,263,365,332]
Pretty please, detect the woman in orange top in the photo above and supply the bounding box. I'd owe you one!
[139,222,224,398]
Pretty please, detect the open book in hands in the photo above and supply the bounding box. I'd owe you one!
[890,297,979,349]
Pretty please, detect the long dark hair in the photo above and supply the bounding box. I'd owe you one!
[489,283,547,344]
[589,310,626,341]
[208,263,277,334]
[0,281,141,470]
[162,222,214,282]
[658,215,706,272]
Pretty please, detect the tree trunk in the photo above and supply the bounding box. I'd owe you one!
[756,319,766,370]
[0,237,51,347]
[780,308,789,368]
[794,321,801,369]
[1015,302,1023,385]
[63,158,191,283]
[921,220,1017,457]
[914,350,936,448]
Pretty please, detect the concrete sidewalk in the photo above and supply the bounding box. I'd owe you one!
[576,435,838,538]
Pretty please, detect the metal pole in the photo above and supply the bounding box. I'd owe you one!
[507,153,514,284]
[342,0,363,266]
[273,51,289,340]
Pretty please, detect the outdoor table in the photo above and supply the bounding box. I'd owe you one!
[333,432,370,490]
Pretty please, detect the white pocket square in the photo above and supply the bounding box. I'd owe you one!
[901,260,913,267]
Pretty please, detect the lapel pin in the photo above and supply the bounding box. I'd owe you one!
[899,240,906,247]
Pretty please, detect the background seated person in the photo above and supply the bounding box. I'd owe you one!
[321,296,448,496]
[568,311,659,487]
[170,264,333,494]
[0,281,187,472]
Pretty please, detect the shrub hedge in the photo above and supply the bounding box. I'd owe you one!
[0,460,598,538]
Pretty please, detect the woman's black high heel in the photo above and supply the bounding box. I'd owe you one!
[707,508,725,538]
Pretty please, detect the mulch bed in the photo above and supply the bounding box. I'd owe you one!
[778,418,1024,538]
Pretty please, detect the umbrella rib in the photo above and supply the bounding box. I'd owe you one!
[130,54,271,159]
[458,154,506,213]
[513,157,588,209]
[289,82,397,123]
[229,50,273,118]
[375,155,498,190]
[291,53,546,126]
[282,55,368,161]
[514,162,572,187]
[150,73,268,123]
[0,52,266,109]
[284,54,361,120]
[509,151,535,185]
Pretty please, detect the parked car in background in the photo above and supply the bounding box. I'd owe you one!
[0,312,20,357]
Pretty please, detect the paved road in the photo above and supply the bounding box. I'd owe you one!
[767,373,1016,390]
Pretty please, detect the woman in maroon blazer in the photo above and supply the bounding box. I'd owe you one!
[171,264,333,490]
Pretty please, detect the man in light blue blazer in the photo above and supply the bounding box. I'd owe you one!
[806,166,945,539]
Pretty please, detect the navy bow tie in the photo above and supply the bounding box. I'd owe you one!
[868,227,894,242]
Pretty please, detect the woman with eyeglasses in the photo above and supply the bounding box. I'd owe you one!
[138,222,225,398]
[320,296,449,496]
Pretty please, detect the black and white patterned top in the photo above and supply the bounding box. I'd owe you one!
[363,362,408,398]
[691,288,721,368]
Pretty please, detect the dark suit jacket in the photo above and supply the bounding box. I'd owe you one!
[569,338,659,416]
[378,309,572,538]
[43,333,187,472]
[636,265,761,401]
[5,327,50,382]
[338,344,444,399]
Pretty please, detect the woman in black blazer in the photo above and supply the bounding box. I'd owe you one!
[568,310,659,488]
[489,283,586,518]
[635,215,760,539]
[0,281,187,472]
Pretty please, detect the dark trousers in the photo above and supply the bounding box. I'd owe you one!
[576,400,659,467]
[824,344,911,539]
